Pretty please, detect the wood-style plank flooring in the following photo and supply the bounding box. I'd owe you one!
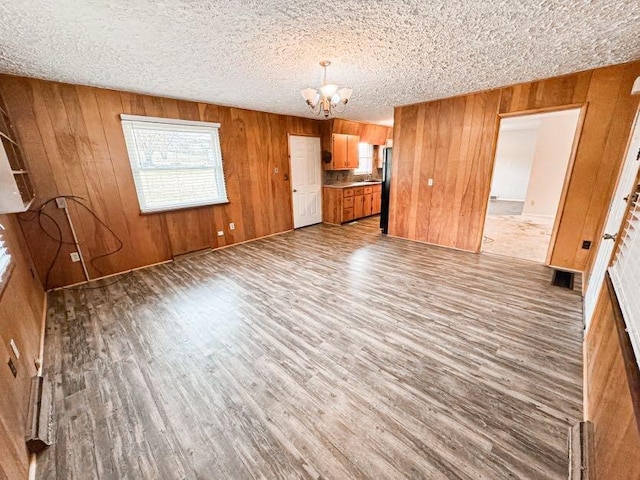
[39,216,583,479]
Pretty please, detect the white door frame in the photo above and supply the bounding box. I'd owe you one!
[288,134,323,229]
[584,107,640,329]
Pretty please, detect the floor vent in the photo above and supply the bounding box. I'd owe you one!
[26,374,53,454]
[552,269,575,290]
[568,421,594,480]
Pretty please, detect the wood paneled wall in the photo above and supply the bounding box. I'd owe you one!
[0,214,45,479]
[389,61,640,272]
[0,75,322,288]
[585,282,640,479]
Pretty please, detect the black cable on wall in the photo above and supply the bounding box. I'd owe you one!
[18,195,126,290]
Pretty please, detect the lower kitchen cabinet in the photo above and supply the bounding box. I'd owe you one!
[354,194,364,218]
[322,183,382,224]
[372,191,381,214]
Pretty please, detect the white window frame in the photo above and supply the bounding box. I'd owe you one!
[0,223,13,295]
[609,183,640,371]
[354,142,374,175]
[120,114,228,214]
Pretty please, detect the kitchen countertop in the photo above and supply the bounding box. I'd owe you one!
[323,181,382,189]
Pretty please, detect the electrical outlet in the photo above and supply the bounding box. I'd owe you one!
[229,223,235,230]
[9,339,19,359]
[7,358,17,378]
[427,178,434,187]
[70,252,80,262]
[274,167,279,174]
[217,231,224,237]
[55,197,67,209]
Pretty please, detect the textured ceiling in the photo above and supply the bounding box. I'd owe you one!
[1,1,639,125]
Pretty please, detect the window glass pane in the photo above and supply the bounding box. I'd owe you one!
[121,117,228,213]
[610,193,640,371]
[355,143,373,174]
[0,223,10,278]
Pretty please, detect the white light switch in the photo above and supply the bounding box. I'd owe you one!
[229,223,236,230]
[274,167,279,174]
[9,339,19,359]
[427,178,434,187]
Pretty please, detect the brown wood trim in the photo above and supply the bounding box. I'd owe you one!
[545,104,589,265]
[286,132,322,138]
[475,99,502,253]
[605,272,640,435]
[498,103,587,119]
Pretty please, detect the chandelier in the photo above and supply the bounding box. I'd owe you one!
[300,61,353,118]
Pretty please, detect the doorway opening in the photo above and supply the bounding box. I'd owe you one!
[482,108,582,263]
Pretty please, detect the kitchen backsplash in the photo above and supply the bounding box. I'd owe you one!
[323,167,383,185]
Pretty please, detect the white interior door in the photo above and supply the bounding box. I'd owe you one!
[584,108,640,328]
[289,135,322,228]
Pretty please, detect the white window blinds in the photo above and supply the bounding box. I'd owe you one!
[0,223,11,279]
[120,115,228,214]
[610,182,640,370]
[355,143,373,174]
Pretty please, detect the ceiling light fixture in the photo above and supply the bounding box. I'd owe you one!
[300,61,353,118]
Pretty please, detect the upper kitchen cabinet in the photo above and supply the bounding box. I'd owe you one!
[328,133,360,170]
[322,119,393,171]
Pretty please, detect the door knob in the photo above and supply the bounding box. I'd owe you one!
[603,233,617,240]
[293,189,297,193]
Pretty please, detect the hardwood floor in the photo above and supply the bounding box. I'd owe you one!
[38,216,583,479]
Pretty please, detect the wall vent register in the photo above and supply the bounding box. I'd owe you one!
[120,115,228,214]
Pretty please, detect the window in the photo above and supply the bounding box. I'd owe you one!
[609,183,640,370]
[354,143,373,175]
[120,115,228,214]
[0,223,12,292]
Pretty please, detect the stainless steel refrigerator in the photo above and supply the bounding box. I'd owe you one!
[380,147,392,234]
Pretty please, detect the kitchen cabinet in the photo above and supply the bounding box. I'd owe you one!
[346,135,359,169]
[322,183,383,224]
[326,133,360,170]
[354,194,364,218]
[372,190,381,214]
[363,187,373,216]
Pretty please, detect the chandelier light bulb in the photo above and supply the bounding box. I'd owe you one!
[300,61,353,118]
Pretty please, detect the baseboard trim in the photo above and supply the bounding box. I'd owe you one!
[29,291,48,480]
[568,421,595,479]
[53,229,294,291]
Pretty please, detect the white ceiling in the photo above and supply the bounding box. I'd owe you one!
[1,1,639,125]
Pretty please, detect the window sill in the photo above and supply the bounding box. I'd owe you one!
[139,200,230,215]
